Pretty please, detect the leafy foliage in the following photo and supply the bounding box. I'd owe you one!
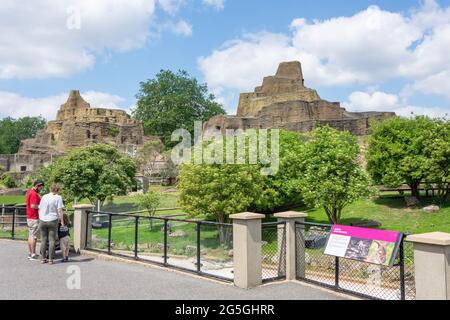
[0,116,46,154]
[367,116,441,199]
[133,70,225,148]
[136,190,161,213]
[1,175,16,189]
[36,144,137,205]
[292,126,375,224]
[179,163,263,224]
[424,119,450,204]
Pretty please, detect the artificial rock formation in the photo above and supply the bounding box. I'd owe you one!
[205,61,395,136]
[19,90,145,155]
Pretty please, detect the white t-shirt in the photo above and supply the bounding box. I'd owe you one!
[39,193,65,222]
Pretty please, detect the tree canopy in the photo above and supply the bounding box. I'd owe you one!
[0,116,46,154]
[36,144,136,205]
[292,126,374,224]
[367,116,439,199]
[133,70,225,148]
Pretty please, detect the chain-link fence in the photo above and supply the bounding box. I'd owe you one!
[261,222,286,282]
[295,221,416,300]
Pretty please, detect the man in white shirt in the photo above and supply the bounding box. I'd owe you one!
[39,184,65,265]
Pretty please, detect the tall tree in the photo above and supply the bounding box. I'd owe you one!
[0,116,46,154]
[133,70,225,148]
[425,119,450,204]
[293,126,374,224]
[367,116,437,199]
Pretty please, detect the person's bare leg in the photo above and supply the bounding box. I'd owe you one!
[29,237,36,255]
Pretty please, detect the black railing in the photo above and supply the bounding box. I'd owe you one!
[86,210,234,282]
[0,205,28,240]
[0,205,75,241]
[261,221,286,282]
[295,221,416,300]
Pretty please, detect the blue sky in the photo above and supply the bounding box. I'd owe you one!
[0,0,449,119]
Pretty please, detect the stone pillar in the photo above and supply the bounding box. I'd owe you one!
[73,204,95,253]
[406,232,450,300]
[230,212,265,289]
[274,211,308,280]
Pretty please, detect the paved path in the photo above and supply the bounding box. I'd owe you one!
[0,240,348,300]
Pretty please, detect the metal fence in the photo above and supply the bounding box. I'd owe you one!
[87,210,234,282]
[0,205,75,242]
[261,222,286,282]
[295,221,416,300]
[0,206,28,240]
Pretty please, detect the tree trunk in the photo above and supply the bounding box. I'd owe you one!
[410,183,420,200]
[217,214,225,245]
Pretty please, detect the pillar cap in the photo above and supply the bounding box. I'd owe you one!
[274,211,308,219]
[73,204,95,210]
[407,232,450,246]
[230,212,265,220]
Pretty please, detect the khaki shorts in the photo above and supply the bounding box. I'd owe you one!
[27,219,40,239]
[59,236,70,252]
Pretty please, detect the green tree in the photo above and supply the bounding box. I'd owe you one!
[255,130,305,212]
[293,126,374,224]
[179,163,263,243]
[133,70,225,148]
[40,144,136,206]
[425,119,450,204]
[367,116,437,199]
[0,116,46,154]
[136,190,161,230]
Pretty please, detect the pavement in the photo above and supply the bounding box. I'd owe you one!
[0,239,349,300]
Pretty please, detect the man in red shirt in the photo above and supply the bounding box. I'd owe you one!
[26,180,44,260]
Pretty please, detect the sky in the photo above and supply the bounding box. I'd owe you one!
[0,0,449,120]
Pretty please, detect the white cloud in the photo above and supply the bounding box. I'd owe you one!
[198,0,450,109]
[167,20,193,36]
[0,0,157,79]
[344,91,449,118]
[203,0,225,11]
[158,0,187,15]
[0,91,129,121]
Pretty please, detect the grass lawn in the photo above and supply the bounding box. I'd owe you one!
[299,193,450,234]
[0,196,26,205]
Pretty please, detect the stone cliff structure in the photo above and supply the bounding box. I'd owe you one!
[205,61,395,136]
[1,91,148,180]
[19,90,145,155]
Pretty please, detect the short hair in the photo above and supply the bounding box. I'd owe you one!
[33,180,44,187]
[50,183,60,193]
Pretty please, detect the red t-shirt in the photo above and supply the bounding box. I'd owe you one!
[26,188,41,220]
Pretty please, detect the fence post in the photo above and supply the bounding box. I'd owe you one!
[407,232,450,300]
[230,212,265,289]
[73,204,95,253]
[274,211,308,280]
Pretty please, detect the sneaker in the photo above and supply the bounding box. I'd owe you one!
[60,258,66,263]
[41,259,48,264]
[29,254,39,261]
[64,257,69,262]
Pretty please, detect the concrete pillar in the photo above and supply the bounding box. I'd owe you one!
[230,212,265,289]
[73,204,95,253]
[274,211,308,280]
[406,232,450,300]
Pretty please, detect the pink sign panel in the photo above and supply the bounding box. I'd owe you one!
[324,225,402,266]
